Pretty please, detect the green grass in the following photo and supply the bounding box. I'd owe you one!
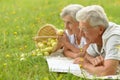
[0,0,120,79]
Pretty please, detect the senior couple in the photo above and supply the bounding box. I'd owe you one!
[55,4,120,76]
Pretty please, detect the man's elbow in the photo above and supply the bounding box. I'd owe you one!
[100,67,117,76]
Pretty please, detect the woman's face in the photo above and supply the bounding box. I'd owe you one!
[62,15,79,34]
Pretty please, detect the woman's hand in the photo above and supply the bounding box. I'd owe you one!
[73,57,84,64]
[53,33,65,52]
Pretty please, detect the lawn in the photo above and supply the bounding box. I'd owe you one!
[0,0,120,80]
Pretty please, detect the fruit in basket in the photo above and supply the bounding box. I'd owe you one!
[33,24,59,56]
[36,38,58,56]
[42,41,47,45]
[52,42,57,47]
[47,42,52,46]
[43,51,49,56]
[44,47,52,53]
[37,42,44,48]
[57,29,64,36]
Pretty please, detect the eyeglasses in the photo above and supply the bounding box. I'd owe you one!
[80,26,98,33]
[80,27,93,33]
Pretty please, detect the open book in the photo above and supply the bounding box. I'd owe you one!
[46,57,81,74]
[46,56,120,79]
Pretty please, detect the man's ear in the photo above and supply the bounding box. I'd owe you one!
[98,25,105,35]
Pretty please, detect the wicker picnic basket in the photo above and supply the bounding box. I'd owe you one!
[33,24,58,48]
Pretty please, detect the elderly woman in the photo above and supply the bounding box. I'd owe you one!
[75,5,120,76]
[56,4,89,58]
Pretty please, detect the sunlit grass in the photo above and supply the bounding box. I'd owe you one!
[0,0,120,79]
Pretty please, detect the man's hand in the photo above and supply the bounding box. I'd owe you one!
[90,55,104,66]
[73,57,89,69]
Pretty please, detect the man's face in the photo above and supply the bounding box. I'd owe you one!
[62,15,79,34]
[79,21,102,43]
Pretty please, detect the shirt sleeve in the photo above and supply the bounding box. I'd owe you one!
[105,35,120,61]
[86,43,98,57]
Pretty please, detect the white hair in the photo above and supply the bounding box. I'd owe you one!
[76,5,109,28]
[60,4,84,21]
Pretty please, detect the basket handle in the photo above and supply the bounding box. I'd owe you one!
[33,36,58,41]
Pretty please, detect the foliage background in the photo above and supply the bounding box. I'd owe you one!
[0,0,120,79]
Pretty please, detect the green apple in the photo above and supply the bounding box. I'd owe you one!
[42,41,47,45]
[37,52,43,56]
[51,42,57,47]
[47,42,52,46]
[47,38,52,42]
[37,42,44,48]
[44,47,52,52]
[43,52,49,56]
[57,29,64,36]
[40,49,46,53]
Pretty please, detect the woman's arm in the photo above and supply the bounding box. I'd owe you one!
[64,41,80,53]
[63,47,79,58]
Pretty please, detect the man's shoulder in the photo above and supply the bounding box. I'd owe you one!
[109,22,120,28]
[103,22,120,39]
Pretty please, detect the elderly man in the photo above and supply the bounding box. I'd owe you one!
[75,5,120,76]
[54,4,88,58]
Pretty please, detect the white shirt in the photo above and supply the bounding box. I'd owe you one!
[65,30,86,48]
[87,22,120,61]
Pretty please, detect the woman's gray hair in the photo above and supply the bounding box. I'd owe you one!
[76,5,109,28]
[60,4,84,21]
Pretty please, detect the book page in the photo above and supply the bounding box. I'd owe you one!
[46,57,120,79]
[46,57,81,74]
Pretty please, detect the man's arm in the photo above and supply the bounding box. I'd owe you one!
[83,59,119,76]
[81,54,119,76]
[84,53,104,66]
[81,35,120,76]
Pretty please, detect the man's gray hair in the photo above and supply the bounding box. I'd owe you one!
[60,4,84,21]
[76,5,109,28]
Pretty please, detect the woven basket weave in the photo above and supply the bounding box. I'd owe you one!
[33,24,58,46]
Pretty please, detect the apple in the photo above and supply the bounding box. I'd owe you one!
[44,47,52,53]
[51,42,57,47]
[43,52,49,56]
[42,41,47,45]
[37,52,43,56]
[47,42,52,46]
[57,29,64,36]
[40,49,46,53]
[47,38,52,42]
[37,42,44,48]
